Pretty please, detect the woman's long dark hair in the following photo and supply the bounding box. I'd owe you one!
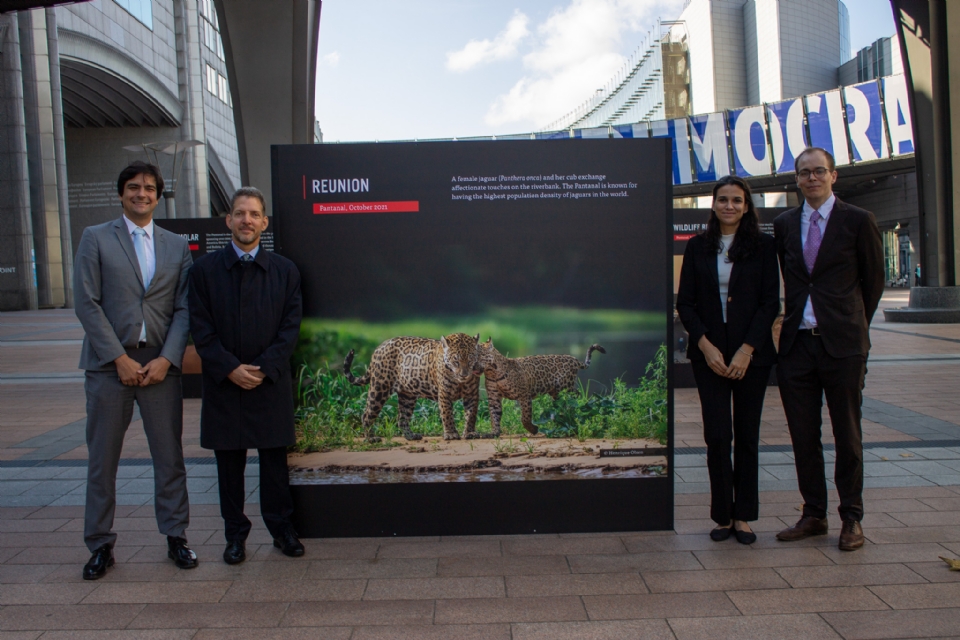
[702,175,760,262]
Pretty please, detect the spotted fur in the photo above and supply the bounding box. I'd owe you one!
[476,340,606,436]
[344,333,482,441]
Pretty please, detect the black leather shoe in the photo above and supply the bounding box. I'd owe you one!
[273,529,305,557]
[223,540,246,565]
[710,525,732,542]
[734,528,757,545]
[167,536,198,569]
[82,544,114,580]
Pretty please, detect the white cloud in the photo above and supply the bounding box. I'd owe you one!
[446,10,530,72]
[322,51,340,67]
[484,0,684,129]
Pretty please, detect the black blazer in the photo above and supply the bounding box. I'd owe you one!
[188,245,303,450]
[677,232,780,367]
[773,198,884,359]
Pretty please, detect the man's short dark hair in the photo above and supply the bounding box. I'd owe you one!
[230,187,267,214]
[794,147,836,173]
[117,161,164,196]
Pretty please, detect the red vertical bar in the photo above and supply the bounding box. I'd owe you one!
[302,175,306,199]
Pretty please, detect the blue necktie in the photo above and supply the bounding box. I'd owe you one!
[132,227,153,290]
[241,253,253,263]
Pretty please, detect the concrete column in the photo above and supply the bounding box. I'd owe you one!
[173,0,208,219]
[18,9,64,307]
[929,0,954,285]
[45,8,73,308]
[0,13,38,311]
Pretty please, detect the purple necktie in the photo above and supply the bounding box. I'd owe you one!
[803,210,822,273]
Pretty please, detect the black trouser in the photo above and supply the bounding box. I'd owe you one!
[692,357,769,525]
[215,447,294,542]
[778,331,866,522]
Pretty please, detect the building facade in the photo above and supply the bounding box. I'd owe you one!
[0,0,241,311]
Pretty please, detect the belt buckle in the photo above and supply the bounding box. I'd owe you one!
[810,327,820,336]
[138,341,147,348]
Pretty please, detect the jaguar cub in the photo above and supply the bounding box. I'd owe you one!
[344,333,482,441]
[476,340,606,436]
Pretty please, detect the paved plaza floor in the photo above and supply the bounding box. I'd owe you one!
[1,289,959,638]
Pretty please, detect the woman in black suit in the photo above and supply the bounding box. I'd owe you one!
[677,175,780,544]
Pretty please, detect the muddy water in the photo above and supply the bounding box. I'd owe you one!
[290,465,666,485]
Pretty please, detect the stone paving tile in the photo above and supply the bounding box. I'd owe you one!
[887,510,960,526]
[774,563,929,588]
[364,576,504,600]
[4,545,140,565]
[128,602,289,629]
[0,604,145,630]
[868,582,960,609]
[173,557,307,582]
[437,556,569,577]
[693,547,832,570]
[0,582,98,605]
[567,551,702,573]
[818,542,955,565]
[505,572,648,597]
[193,630,351,640]
[281,600,435,627]
[351,624,510,640]
[583,591,739,620]
[41,632,196,640]
[377,540,501,559]
[434,596,586,624]
[220,578,366,602]
[81,580,232,604]
[642,567,789,593]
[306,558,438,580]
[864,524,960,544]
[903,564,960,588]
[511,619,675,640]
[622,533,720,553]
[820,608,960,639]
[727,586,889,615]
[667,613,843,639]
[501,536,627,556]
[0,564,59,584]
[41,562,182,584]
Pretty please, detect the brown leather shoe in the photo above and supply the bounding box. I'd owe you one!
[838,520,864,551]
[776,516,828,541]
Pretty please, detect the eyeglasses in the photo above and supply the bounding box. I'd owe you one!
[797,167,830,180]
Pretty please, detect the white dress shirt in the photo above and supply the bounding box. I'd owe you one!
[718,233,735,323]
[123,215,155,343]
[799,194,835,329]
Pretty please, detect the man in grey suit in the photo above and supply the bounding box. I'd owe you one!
[74,161,198,580]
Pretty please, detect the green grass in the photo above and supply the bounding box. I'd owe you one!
[294,344,668,453]
[292,306,664,371]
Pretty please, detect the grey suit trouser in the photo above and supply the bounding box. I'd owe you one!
[84,348,190,551]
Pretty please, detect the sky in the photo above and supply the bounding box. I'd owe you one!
[314,0,898,143]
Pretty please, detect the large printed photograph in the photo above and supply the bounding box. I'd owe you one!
[273,139,672,485]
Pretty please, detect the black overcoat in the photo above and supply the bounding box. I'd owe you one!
[676,232,780,367]
[188,245,303,450]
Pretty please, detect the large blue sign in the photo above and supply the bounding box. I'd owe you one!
[557,75,915,185]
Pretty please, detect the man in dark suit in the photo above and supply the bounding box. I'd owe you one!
[74,162,198,580]
[774,147,884,551]
[188,186,304,565]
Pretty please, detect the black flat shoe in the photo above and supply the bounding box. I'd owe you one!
[734,528,757,545]
[223,540,246,565]
[273,529,305,557]
[167,536,198,569]
[83,544,114,580]
[710,526,732,542]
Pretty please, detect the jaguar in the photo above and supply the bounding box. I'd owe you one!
[344,333,482,441]
[476,339,606,436]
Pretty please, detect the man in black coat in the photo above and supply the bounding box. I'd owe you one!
[188,186,305,564]
[773,147,884,551]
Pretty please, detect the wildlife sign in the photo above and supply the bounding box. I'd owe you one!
[272,139,674,536]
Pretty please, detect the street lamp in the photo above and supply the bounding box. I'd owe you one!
[122,140,204,219]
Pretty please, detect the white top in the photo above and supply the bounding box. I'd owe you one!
[799,194,835,329]
[123,215,155,343]
[232,241,260,260]
[718,233,735,323]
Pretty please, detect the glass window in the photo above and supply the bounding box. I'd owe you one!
[206,65,218,95]
[114,0,153,30]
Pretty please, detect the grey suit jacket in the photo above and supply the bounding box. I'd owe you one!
[74,216,193,371]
